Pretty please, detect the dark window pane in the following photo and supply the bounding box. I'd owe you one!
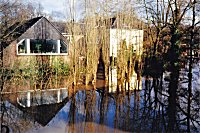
[60,40,68,53]
[30,39,43,53]
[30,39,58,53]
[45,40,57,53]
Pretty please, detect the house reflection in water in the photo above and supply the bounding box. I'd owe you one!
[1,88,70,132]
[17,89,68,126]
[109,68,142,93]
[17,88,68,107]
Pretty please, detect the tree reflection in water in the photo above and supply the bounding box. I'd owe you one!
[1,63,200,133]
[65,73,199,132]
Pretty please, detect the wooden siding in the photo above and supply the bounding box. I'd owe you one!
[18,18,64,41]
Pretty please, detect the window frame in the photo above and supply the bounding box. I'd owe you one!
[16,39,68,56]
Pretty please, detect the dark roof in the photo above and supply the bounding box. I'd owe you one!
[1,17,42,47]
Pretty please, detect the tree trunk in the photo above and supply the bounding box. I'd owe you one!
[187,0,196,132]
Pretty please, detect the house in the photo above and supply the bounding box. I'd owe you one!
[97,16,143,92]
[66,16,144,91]
[1,15,143,92]
[1,16,69,69]
[108,29,143,92]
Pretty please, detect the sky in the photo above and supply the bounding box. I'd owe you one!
[24,0,84,21]
[23,0,142,21]
[32,0,66,13]
[25,0,68,21]
[23,0,199,24]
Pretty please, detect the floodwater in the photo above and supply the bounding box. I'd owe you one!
[1,62,200,133]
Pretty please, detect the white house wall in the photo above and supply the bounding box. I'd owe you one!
[109,29,143,57]
[109,28,143,92]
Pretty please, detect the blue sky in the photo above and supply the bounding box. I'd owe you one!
[30,0,66,13]
[23,0,141,21]
[24,0,67,20]
[23,0,199,23]
[25,0,83,21]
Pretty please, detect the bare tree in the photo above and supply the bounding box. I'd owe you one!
[142,0,199,131]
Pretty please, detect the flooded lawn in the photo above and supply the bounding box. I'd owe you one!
[1,62,200,133]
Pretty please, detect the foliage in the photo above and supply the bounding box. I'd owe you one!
[0,58,70,80]
[52,59,70,76]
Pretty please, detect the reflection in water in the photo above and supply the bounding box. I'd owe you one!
[1,89,69,130]
[16,88,68,107]
[109,67,142,93]
[0,63,200,133]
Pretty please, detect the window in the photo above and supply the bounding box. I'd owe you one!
[17,39,68,55]
[30,39,57,53]
[60,40,68,53]
[18,39,26,54]
[110,56,117,66]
